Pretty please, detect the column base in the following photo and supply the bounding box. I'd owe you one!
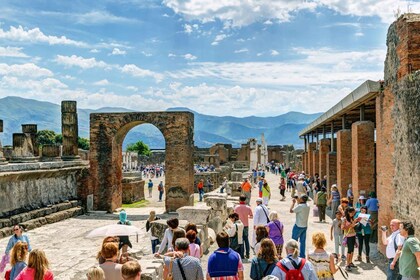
[10,156,38,163]
[61,155,81,161]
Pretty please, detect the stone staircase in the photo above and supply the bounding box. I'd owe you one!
[0,200,83,238]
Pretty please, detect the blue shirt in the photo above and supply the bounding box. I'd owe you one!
[5,235,31,255]
[365,198,379,211]
[10,261,27,280]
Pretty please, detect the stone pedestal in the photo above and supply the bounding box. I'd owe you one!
[22,124,39,157]
[41,144,61,162]
[177,206,211,225]
[61,101,80,161]
[319,139,330,178]
[337,130,352,197]
[351,121,375,199]
[11,133,37,163]
[0,120,7,165]
[122,178,145,203]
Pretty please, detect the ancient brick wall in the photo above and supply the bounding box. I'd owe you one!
[319,139,330,178]
[337,130,352,197]
[377,14,420,249]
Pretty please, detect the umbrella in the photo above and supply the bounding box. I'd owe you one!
[86,224,142,238]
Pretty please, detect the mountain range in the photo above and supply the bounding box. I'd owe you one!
[0,96,321,149]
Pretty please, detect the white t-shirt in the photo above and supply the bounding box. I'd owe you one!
[386,230,405,258]
[293,203,310,228]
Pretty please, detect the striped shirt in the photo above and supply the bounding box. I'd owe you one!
[164,256,204,280]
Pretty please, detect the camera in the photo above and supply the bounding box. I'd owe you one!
[381,226,388,231]
[293,195,299,199]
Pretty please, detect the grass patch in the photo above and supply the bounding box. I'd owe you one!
[122,199,150,208]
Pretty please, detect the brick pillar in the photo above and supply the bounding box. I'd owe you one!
[308,142,316,176]
[22,124,39,157]
[61,101,80,160]
[0,120,7,164]
[319,139,330,179]
[327,151,337,189]
[337,129,352,197]
[351,121,375,199]
[313,150,319,177]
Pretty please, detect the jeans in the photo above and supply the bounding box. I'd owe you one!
[334,232,345,256]
[243,226,250,257]
[199,189,204,201]
[151,239,160,254]
[220,187,225,193]
[387,258,402,280]
[357,233,371,257]
[292,224,307,258]
[332,200,340,217]
[159,191,163,201]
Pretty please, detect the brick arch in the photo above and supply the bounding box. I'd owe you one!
[89,112,194,212]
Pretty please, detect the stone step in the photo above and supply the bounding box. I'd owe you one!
[0,200,81,229]
[0,206,84,238]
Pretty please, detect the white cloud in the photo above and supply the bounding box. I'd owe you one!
[120,64,163,82]
[110,48,126,55]
[0,25,87,47]
[355,32,364,37]
[73,11,138,25]
[234,48,248,54]
[264,20,273,25]
[126,86,138,91]
[0,76,67,91]
[270,50,280,56]
[55,55,108,69]
[141,51,152,57]
[184,24,193,34]
[0,46,29,57]
[184,53,197,60]
[211,34,228,46]
[168,53,176,57]
[0,63,53,78]
[90,49,100,53]
[93,79,109,86]
[257,52,263,56]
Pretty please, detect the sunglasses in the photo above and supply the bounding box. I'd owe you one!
[14,228,20,231]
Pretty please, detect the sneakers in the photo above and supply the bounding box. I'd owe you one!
[341,255,346,261]
[345,265,352,271]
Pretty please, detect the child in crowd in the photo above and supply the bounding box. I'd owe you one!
[186,230,201,259]
[330,210,345,261]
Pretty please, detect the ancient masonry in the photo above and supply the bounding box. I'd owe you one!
[300,14,420,254]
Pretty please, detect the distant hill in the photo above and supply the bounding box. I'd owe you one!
[0,96,321,149]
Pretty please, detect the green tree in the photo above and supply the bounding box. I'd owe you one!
[36,130,58,146]
[126,141,151,156]
[78,137,90,150]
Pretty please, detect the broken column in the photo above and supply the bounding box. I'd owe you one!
[22,124,39,157]
[11,133,37,162]
[41,144,61,162]
[61,101,80,161]
[0,120,7,164]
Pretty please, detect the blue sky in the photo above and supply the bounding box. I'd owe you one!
[0,0,418,117]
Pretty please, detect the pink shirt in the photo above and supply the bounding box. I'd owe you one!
[234,204,253,227]
[189,243,201,258]
[15,267,54,280]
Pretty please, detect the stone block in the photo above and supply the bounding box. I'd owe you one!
[204,196,227,211]
[226,202,235,216]
[177,206,211,225]
[231,172,243,182]
[122,179,145,203]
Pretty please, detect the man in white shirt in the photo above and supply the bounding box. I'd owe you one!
[253,198,270,247]
[381,219,404,280]
[290,194,310,258]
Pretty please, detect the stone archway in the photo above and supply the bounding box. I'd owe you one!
[89,112,194,212]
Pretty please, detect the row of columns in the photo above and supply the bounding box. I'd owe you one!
[0,101,80,164]
[302,118,375,199]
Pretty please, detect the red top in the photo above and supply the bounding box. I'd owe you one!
[15,267,54,280]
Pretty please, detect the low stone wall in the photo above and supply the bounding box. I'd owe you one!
[122,177,145,203]
[0,161,89,218]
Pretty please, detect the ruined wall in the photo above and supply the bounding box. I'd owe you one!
[0,161,88,217]
[377,14,420,251]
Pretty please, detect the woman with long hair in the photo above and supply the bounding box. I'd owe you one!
[308,232,338,280]
[250,238,278,279]
[265,211,284,258]
[9,241,29,280]
[96,236,119,264]
[146,211,160,254]
[341,207,361,271]
[355,206,372,263]
[15,249,53,280]
[254,226,269,255]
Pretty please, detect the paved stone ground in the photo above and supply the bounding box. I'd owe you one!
[0,172,388,279]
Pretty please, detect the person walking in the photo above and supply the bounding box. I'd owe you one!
[241,178,252,205]
[308,232,338,280]
[207,232,244,280]
[253,198,270,247]
[270,239,318,279]
[290,195,310,258]
[316,186,328,223]
[330,211,345,261]
[163,238,204,280]
[157,181,164,202]
[121,261,141,280]
[250,238,278,280]
[225,213,245,259]
[9,241,28,280]
[146,211,161,254]
[397,222,420,280]
[329,185,341,217]
[381,219,404,280]
[279,177,286,201]
[235,195,253,259]
[197,179,204,202]
[265,211,284,258]
[262,179,271,206]
[342,207,361,271]
[147,179,153,198]
[355,206,372,263]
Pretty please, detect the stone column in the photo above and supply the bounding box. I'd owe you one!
[351,121,375,200]
[307,142,316,176]
[61,101,80,160]
[319,138,330,179]
[22,124,39,157]
[11,133,37,162]
[0,120,7,164]
[337,129,352,197]
[302,152,306,174]
[41,144,61,161]
[313,149,319,177]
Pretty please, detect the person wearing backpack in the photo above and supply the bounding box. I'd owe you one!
[270,239,318,280]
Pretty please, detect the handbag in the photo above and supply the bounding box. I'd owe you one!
[313,205,319,217]
[260,205,270,224]
[229,224,240,250]
[342,236,348,246]
[165,257,174,280]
